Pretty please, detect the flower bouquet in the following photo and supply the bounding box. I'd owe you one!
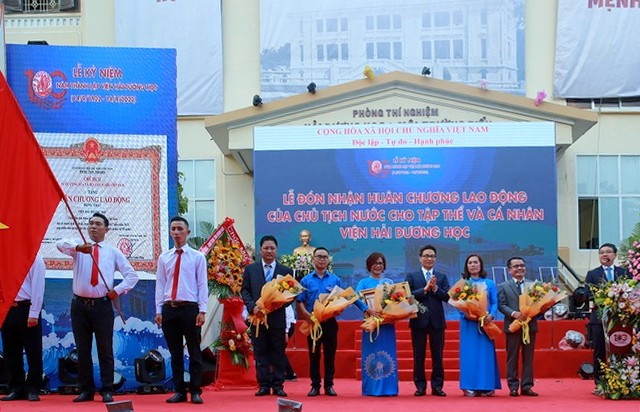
[247,274,304,336]
[596,353,640,399]
[360,282,420,341]
[508,281,568,344]
[591,278,640,331]
[279,253,333,280]
[199,217,252,299]
[621,240,640,280]
[448,278,502,340]
[213,322,253,369]
[299,285,359,352]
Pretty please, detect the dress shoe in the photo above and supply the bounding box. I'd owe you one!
[324,387,337,396]
[307,387,320,397]
[462,390,477,397]
[479,390,495,397]
[521,388,538,397]
[414,389,426,397]
[285,373,298,381]
[101,392,114,403]
[27,392,40,402]
[255,387,270,397]
[1,392,25,401]
[273,388,288,397]
[510,389,519,397]
[73,392,95,402]
[191,393,204,404]
[166,393,188,403]
[432,388,446,397]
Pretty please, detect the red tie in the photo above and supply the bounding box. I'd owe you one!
[171,249,184,300]
[90,243,100,286]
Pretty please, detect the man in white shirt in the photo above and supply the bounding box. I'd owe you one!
[155,216,208,404]
[0,254,45,402]
[56,212,139,403]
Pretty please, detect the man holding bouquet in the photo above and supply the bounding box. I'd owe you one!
[241,235,293,397]
[498,257,538,397]
[297,247,343,397]
[404,245,450,397]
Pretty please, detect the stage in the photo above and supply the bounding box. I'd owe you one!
[0,378,636,412]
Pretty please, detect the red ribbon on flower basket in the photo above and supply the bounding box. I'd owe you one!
[199,217,251,264]
[220,296,248,335]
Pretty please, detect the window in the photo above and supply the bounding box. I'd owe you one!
[340,17,348,31]
[422,40,432,60]
[327,43,338,60]
[481,38,487,59]
[326,18,338,32]
[4,0,79,13]
[393,42,402,60]
[316,45,324,61]
[434,11,450,27]
[577,155,640,249]
[453,39,463,59]
[377,15,390,30]
[377,42,390,59]
[566,96,640,109]
[316,20,324,33]
[453,10,464,26]
[434,40,450,59]
[481,9,488,25]
[393,15,402,30]
[366,16,374,30]
[422,12,431,28]
[341,43,349,60]
[178,160,216,240]
[366,42,374,59]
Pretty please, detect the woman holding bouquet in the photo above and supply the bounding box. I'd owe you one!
[458,254,501,397]
[355,252,397,396]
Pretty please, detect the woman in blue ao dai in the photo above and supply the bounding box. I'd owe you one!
[355,252,398,396]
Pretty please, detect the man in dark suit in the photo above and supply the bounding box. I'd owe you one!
[241,235,293,397]
[498,257,538,397]
[404,245,450,397]
[586,243,627,386]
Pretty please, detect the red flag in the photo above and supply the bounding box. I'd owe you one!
[0,72,64,325]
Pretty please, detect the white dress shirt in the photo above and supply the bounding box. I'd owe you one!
[15,253,46,319]
[155,245,208,314]
[56,238,139,298]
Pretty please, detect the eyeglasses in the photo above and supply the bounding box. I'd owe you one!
[314,255,329,260]
[372,261,384,266]
[510,264,526,269]
[421,254,436,259]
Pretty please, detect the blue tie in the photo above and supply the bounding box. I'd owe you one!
[265,264,273,282]
[606,267,613,282]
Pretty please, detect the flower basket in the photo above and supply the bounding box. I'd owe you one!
[199,217,251,299]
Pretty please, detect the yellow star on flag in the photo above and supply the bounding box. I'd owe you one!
[0,221,7,230]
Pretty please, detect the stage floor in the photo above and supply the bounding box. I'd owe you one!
[0,378,636,412]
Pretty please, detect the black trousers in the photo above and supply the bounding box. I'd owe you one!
[284,326,296,377]
[590,323,606,383]
[161,304,203,394]
[307,318,338,389]
[251,324,286,390]
[70,296,115,394]
[410,325,445,391]
[0,302,42,395]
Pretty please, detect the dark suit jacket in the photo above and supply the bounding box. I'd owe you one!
[405,269,450,330]
[585,265,627,325]
[241,261,293,329]
[498,279,538,334]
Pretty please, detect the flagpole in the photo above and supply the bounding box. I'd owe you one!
[62,197,127,324]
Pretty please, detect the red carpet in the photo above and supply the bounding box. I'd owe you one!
[0,378,637,412]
